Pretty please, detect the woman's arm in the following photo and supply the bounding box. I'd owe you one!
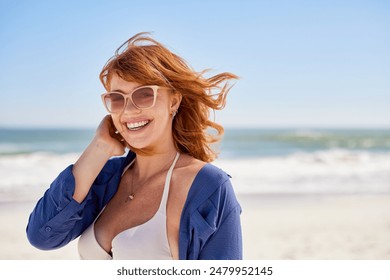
[179,166,243,260]
[26,157,126,250]
[73,115,126,203]
[26,115,127,250]
[198,204,243,260]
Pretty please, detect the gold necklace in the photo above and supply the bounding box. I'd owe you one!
[125,152,178,203]
[126,173,136,202]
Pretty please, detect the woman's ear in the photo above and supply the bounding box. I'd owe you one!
[170,91,182,111]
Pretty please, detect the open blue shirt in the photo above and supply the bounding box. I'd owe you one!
[26,152,243,260]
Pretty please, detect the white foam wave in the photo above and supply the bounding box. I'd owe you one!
[1,149,390,202]
[0,152,80,202]
[216,149,390,195]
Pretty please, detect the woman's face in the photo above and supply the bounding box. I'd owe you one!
[108,74,179,152]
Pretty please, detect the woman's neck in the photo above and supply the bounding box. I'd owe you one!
[132,143,178,180]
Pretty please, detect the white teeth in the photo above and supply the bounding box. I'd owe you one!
[126,120,149,130]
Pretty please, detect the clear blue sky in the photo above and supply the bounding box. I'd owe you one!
[0,0,389,128]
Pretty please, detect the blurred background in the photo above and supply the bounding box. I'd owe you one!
[0,0,389,259]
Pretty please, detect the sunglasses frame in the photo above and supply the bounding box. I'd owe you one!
[101,85,168,113]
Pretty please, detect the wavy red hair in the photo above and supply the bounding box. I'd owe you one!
[100,32,238,162]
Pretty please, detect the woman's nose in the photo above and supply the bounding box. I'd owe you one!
[123,98,141,113]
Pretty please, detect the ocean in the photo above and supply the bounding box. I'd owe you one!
[0,128,389,202]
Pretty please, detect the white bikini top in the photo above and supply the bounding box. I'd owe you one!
[78,152,180,260]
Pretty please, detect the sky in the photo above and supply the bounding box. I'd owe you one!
[0,0,389,129]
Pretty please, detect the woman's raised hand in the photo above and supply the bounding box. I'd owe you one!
[72,115,127,203]
[94,115,127,157]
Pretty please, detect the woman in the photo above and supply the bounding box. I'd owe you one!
[26,32,242,260]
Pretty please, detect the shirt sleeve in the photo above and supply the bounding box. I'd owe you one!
[179,164,243,260]
[198,204,243,260]
[26,158,123,250]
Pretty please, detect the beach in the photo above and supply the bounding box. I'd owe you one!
[240,194,390,259]
[1,193,390,260]
[1,128,390,260]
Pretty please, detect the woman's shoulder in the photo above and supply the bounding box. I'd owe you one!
[179,154,238,212]
[191,163,235,204]
[176,154,231,183]
[179,156,241,237]
[196,162,231,183]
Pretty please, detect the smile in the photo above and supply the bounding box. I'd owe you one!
[126,120,150,131]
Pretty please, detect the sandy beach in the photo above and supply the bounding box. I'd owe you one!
[1,194,390,260]
[240,194,390,259]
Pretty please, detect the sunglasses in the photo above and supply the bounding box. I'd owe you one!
[101,85,169,113]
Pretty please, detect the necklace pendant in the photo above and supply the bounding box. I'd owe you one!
[125,193,135,203]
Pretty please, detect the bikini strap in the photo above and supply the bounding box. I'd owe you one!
[159,152,180,214]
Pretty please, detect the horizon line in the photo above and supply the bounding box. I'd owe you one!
[1,125,390,130]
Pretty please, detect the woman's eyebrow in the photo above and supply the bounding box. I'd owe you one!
[111,86,142,94]
[111,89,127,94]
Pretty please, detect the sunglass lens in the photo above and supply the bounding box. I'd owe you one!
[104,93,125,113]
[132,87,155,108]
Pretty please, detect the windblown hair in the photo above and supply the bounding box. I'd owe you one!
[100,32,238,162]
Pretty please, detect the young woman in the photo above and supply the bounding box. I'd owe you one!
[26,33,242,260]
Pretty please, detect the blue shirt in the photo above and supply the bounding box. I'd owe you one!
[26,152,243,260]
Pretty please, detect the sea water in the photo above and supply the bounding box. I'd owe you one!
[0,128,389,202]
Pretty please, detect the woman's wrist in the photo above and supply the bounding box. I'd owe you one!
[72,138,114,203]
[90,136,118,158]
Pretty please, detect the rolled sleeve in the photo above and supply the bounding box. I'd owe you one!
[26,165,88,249]
[26,156,126,250]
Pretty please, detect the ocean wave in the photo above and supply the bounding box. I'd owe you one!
[222,129,390,156]
[1,149,390,202]
[0,152,80,202]
[216,149,390,195]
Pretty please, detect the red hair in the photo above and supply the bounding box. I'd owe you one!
[100,32,238,162]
